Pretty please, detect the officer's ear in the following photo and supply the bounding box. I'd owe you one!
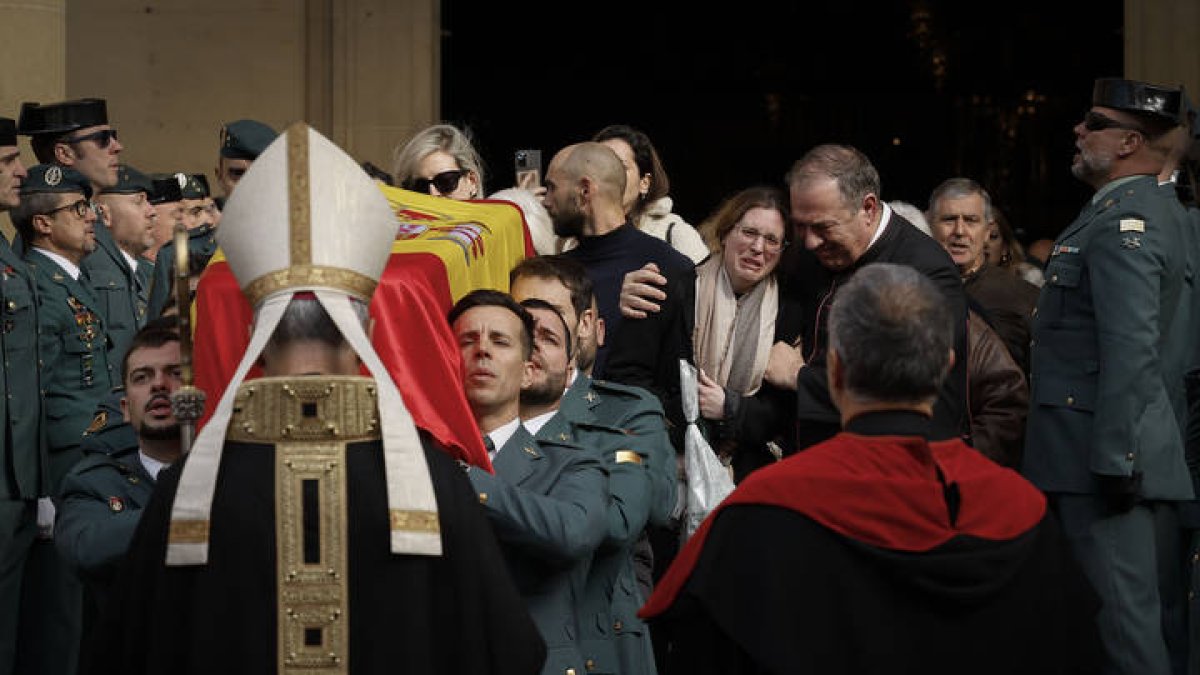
[120,396,131,423]
[31,213,54,237]
[52,141,76,167]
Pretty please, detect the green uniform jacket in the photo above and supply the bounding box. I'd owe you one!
[146,224,216,320]
[541,405,658,675]
[561,374,675,529]
[55,444,154,594]
[81,221,147,368]
[1023,175,1192,499]
[0,237,47,499]
[25,249,115,493]
[79,390,137,458]
[468,423,608,675]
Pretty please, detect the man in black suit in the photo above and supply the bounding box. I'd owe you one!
[763,144,969,448]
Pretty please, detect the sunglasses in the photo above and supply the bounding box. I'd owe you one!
[63,128,119,149]
[1082,111,1145,135]
[406,169,465,195]
[41,198,93,219]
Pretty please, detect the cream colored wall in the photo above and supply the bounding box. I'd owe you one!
[0,0,66,239]
[58,0,439,184]
[1126,0,1200,103]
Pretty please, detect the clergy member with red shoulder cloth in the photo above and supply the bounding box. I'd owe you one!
[640,263,1100,675]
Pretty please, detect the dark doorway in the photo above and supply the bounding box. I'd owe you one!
[442,0,1123,243]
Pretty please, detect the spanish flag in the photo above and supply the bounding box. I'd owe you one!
[192,186,533,470]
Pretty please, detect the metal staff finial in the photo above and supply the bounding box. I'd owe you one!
[170,221,206,453]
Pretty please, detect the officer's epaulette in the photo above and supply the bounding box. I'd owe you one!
[589,378,651,401]
[1095,179,1153,215]
[73,444,139,472]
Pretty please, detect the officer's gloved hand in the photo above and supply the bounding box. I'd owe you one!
[1095,471,1143,514]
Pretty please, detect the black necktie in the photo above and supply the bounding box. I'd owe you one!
[483,435,496,457]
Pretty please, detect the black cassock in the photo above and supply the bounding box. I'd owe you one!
[85,434,546,675]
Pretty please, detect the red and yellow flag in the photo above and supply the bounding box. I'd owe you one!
[192,187,533,470]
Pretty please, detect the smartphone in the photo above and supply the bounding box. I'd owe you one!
[515,149,542,189]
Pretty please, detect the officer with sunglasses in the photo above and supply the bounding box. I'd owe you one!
[8,163,113,675]
[1022,78,1192,675]
[17,99,148,371]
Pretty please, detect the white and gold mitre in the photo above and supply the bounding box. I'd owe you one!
[166,123,442,566]
[219,123,394,306]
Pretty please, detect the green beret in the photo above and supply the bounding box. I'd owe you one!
[101,164,153,195]
[219,119,277,160]
[21,164,93,199]
[0,117,15,146]
[17,99,108,136]
[1093,78,1185,125]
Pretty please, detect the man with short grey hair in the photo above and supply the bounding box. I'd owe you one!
[927,177,1038,373]
[641,262,1099,674]
[764,144,969,450]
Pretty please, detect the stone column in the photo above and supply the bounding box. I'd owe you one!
[61,0,439,184]
[1125,0,1200,98]
[0,0,66,239]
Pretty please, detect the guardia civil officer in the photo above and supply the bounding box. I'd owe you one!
[1022,78,1192,675]
[10,163,113,675]
[17,100,141,365]
[0,116,50,675]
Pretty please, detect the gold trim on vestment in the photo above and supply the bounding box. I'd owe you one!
[288,124,311,267]
[276,440,350,675]
[389,509,441,534]
[168,519,210,544]
[227,376,381,444]
[241,266,377,308]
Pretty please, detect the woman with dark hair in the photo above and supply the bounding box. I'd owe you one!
[607,186,802,482]
[592,124,709,263]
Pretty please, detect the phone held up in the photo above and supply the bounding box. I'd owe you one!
[515,149,542,189]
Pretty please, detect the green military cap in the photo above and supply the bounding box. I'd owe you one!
[149,174,184,204]
[21,164,93,199]
[1093,78,1185,125]
[101,164,153,195]
[219,119,277,160]
[17,98,108,136]
[0,117,15,146]
[181,173,210,199]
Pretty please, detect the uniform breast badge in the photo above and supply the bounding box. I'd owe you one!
[108,496,125,513]
[67,296,99,343]
[1122,236,1142,250]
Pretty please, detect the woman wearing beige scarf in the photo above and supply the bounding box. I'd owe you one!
[607,187,802,483]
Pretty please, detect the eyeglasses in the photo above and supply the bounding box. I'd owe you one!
[735,224,786,252]
[41,198,93,219]
[1082,111,1145,135]
[406,169,465,195]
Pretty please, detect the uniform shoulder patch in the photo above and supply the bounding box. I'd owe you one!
[1119,218,1145,233]
[85,410,108,434]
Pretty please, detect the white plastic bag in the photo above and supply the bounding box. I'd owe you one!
[680,360,736,539]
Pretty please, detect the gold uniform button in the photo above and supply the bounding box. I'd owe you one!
[1032,307,1038,317]
[613,620,623,631]
[6,301,13,310]
[1050,274,1059,283]
[478,492,488,504]
[1066,395,1075,406]
[1126,453,1135,461]
[1192,553,1199,564]
[585,659,596,670]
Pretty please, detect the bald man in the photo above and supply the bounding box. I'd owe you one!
[543,142,692,377]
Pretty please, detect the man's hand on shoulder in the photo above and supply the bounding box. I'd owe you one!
[620,263,667,319]
[764,341,805,391]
